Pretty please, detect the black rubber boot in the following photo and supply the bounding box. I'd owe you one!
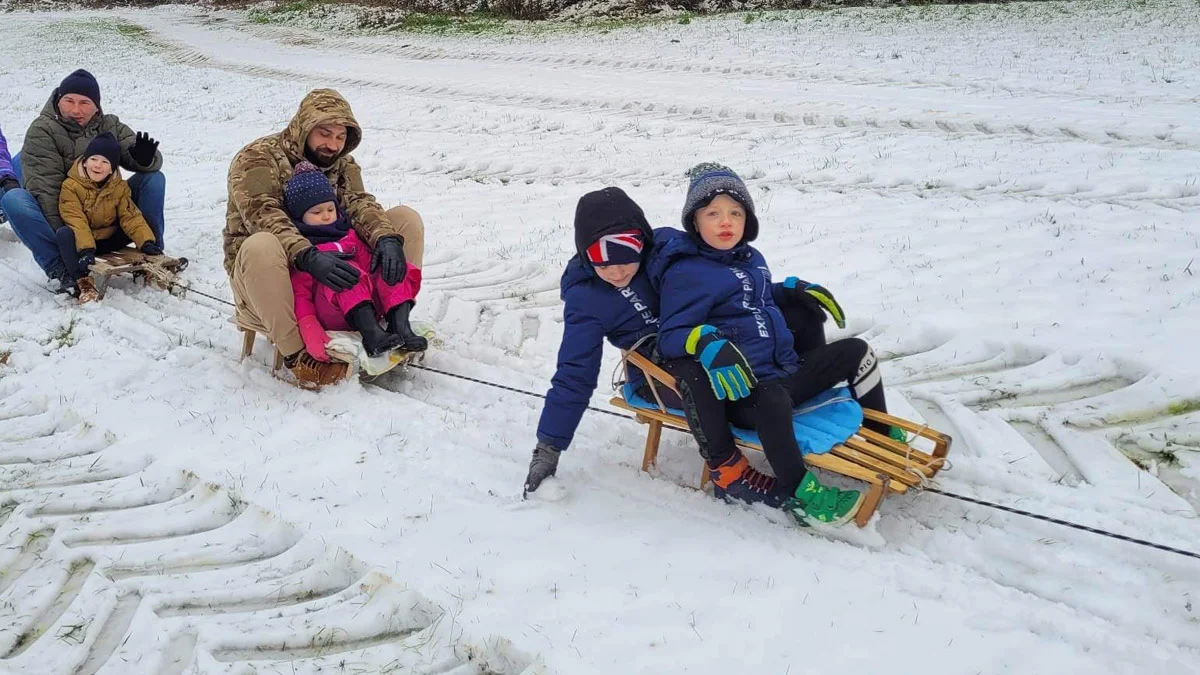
[386,301,428,352]
[345,302,404,357]
[47,263,78,296]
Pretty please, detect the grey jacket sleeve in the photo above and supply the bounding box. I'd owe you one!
[20,120,69,230]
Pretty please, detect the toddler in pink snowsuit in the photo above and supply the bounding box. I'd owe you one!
[285,162,422,361]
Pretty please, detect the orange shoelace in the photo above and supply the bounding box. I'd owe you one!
[710,455,777,494]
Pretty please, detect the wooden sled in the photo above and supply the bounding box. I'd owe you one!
[610,351,952,528]
[236,322,430,380]
[89,248,188,297]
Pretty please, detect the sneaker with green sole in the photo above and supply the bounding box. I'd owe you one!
[783,471,865,526]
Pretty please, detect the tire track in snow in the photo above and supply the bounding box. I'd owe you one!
[421,255,561,351]
[0,386,543,674]
[1,263,1193,671]
[389,153,1200,211]
[119,19,1200,211]
[204,14,1199,109]
[127,19,1200,154]
[366,333,1200,662]
[875,333,1200,511]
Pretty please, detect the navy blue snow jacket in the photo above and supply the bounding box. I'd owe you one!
[536,186,664,452]
[535,259,662,450]
[648,228,800,383]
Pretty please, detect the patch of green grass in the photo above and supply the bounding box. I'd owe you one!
[49,317,79,348]
[113,21,149,38]
[390,12,506,35]
[553,12,695,35]
[249,0,320,25]
[1167,399,1200,416]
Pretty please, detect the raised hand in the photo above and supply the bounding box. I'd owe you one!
[130,131,159,167]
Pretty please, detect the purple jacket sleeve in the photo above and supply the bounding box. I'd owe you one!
[0,127,15,182]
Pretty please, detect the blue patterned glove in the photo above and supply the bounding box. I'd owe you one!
[685,325,758,401]
[783,276,845,329]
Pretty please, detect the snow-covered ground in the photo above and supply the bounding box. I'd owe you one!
[1,1,1199,672]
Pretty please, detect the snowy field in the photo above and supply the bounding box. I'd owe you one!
[1,1,1199,672]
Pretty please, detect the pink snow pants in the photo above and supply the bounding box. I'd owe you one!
[291,229,422,331]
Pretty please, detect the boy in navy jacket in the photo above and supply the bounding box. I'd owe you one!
[524,187,663,495]
[649,164,894,526]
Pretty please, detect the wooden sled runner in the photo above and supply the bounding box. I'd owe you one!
[610,351,952,527]
[237,322,431,380]
[89,248,188,296]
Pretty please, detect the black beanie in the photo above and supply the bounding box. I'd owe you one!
[57,69,101,108]
[83,133,121,172]
[573,187,654,264]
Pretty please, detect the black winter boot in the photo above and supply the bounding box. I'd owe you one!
[345,303,404,357]
[386,301,428,352]
[47,263,77,296]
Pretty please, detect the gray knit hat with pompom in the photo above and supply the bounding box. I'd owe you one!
[680,162,758,242]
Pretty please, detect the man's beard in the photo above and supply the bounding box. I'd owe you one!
[304,146,337,168]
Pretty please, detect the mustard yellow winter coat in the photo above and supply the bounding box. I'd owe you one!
[58,158,155,252]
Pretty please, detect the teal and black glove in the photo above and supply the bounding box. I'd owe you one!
[685,325,758,401]
[781,276,845,329]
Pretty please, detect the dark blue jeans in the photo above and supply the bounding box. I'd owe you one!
[0,151,166,277]
[56,227,134,279]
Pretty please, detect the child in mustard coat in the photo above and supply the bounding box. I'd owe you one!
[55,132,163,302]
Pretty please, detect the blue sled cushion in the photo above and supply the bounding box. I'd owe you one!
[621,385,862,455]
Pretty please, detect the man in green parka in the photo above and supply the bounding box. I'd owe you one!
[0,69,165,290]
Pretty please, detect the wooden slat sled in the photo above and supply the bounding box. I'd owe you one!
[89,248,188,296]
[609,351,952,527]
[236,323,426,379]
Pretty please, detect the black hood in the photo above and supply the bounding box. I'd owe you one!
[573,187,655,264]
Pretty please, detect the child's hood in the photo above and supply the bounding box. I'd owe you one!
[646,227,752,292]
[573,187,656,265]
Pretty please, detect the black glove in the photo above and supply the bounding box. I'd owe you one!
[779,285,827,324]
[78,249,96,269]
[0,177,18,195]
[523,442,561,498]
[130,131,159,167]
[295,247,361,292]
[778,277,845,329]
[370,236,407,286]
[140,240,163,256]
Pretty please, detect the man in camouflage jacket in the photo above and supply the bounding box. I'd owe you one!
[225,88,425,387]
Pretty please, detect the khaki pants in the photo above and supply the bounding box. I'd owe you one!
[231,205,425,356]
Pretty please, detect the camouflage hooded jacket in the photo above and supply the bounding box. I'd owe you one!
[223,89,400,276]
